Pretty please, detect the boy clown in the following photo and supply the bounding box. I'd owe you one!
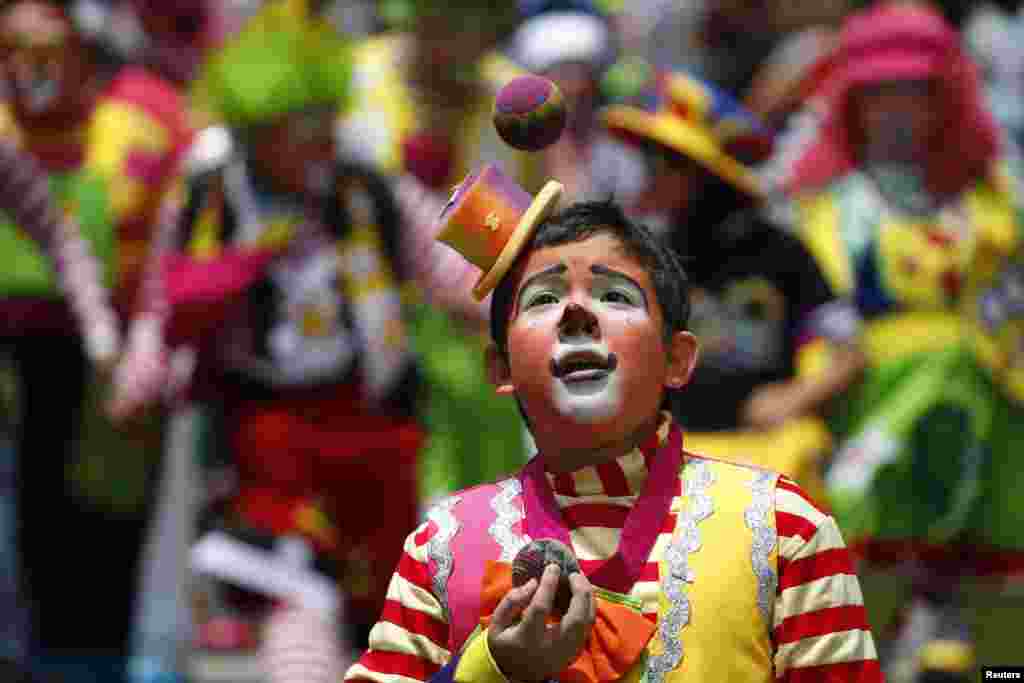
[345,166,881,683]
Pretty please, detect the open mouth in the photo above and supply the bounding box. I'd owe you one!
[551,350,618,383]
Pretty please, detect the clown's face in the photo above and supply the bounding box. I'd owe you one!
[490,232,696,455]
[248,106,338,197]
[1,1,90,125]
[852,79,942,165]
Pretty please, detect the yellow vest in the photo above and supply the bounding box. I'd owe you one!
[445,455,779,682]
[644,456,776,683]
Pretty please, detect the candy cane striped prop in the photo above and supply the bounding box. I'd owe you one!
[0,141,120,366]
[262,603,348,683]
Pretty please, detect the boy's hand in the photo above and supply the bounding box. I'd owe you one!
[487,564,595,682]
[105,344,168,425]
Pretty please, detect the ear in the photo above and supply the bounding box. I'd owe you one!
[485,344,516,395]
[664,330,699,390]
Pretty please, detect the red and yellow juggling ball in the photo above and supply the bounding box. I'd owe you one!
[493,75,568,152]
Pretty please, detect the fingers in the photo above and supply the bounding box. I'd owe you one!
[520,564,560,636]
[490,578,538,632]
[559,572,595,643]
[106,398,131,423]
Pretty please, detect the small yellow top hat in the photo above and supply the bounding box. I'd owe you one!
[436,164,563,301]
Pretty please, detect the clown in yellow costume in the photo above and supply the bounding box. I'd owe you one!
[787,4,1024,680]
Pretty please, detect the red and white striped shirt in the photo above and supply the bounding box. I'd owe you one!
[345,447,881,683]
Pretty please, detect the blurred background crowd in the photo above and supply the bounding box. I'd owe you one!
[1,0,1023,682]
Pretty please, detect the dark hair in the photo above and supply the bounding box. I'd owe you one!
[489,199,691,356]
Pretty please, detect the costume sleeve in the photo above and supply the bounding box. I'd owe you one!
[773,476,882,682]
[345,519,453,683]
[451,630,516,683]
[389,630,511,683]
[0,141,120,365]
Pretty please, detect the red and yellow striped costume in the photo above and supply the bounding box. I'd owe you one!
[346,416,880,683]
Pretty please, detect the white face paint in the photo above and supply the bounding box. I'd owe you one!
[548,339,622,423]
[517,264,647,426]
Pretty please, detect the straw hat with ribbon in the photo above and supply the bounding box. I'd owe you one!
[601,71,774,198]
[435,163,563,301]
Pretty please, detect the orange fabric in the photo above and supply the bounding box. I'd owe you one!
[436,179,521,271]
[478,561,655,683]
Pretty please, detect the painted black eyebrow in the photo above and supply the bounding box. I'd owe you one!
[591,264,648,307]
[515,262,648,311]
[518,263,568,301]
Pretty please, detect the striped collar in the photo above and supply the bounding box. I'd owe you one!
[545,412,674,500]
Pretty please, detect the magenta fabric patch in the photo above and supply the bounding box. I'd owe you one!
[125,149,171,186]
[518,423,684,595]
